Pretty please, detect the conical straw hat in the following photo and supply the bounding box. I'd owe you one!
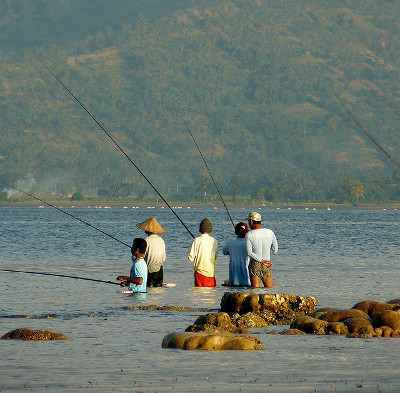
[136,217,166,234]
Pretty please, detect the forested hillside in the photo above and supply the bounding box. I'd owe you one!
[1,0,400,204]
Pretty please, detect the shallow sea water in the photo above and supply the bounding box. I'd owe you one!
[0,205,399,392]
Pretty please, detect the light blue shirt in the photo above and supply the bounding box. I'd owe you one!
[245,228,278,262]
[128,256,147,293]
[222,238,250,286]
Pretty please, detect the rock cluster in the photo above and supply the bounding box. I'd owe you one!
[1,328,69,340]
[220,292,318,327]
[285,299,400,338]
[163,292,317,350]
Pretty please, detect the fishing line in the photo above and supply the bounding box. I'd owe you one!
[338,99,400,169]
[0,268,120,285]
[183,119,235,227]
[1,182,131,248]
[34,54,195,239]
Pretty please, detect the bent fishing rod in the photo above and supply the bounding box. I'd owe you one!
[0,268,120,285]
[338,99,400,170]
[34,54,195,239]
[183,119,235,227]
[1,182,131,248]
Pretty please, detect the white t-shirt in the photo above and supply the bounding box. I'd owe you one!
[144,234,166,273]
[188,233,218,277]
[245,228,278,262]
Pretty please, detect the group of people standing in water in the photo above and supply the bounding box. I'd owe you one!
[117,212,278,293]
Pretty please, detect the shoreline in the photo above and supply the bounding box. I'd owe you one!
[0,200,399,210]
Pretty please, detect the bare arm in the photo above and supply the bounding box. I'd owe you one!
[116,275,143,287]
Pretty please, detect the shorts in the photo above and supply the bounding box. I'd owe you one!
[248,260,272,278]
[194,272,216,287]
[147,266,163,287]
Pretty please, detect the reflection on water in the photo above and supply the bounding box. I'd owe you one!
[0,206,399,392]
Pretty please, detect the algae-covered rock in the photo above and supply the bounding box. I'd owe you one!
[232,312,269,328]
[220,292,317,319]
[185,312,236,333]
[1,328,68,340]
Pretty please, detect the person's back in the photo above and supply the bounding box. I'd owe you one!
[223,237,250,286]
[245,212,278,288]
[188,218,218,287]
[144,233,166,282]
[246,227,277,262]
[223,222,250,286]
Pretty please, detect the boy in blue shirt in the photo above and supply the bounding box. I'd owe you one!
[117,238,148,292]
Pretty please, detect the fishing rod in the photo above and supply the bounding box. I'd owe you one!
[183,119,235,227]
[0,268,120,285]
[34,54,195,239]
[2,182,131,248]
[338,99,400,169]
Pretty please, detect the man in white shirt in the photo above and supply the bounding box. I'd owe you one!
[136,217,166,287]
[245,212,278,288]
[188,218,218,287]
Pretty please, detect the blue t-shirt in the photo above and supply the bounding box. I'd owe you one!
[128,256,147,293]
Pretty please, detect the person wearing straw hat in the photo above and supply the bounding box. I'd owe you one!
[136,217,166,287]
[188,218,218,287]
[246,212,278,288]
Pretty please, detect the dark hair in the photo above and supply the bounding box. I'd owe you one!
[235,222,248,238]
[131,238,147,254]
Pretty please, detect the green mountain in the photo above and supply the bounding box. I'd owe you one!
[1,0,400,203]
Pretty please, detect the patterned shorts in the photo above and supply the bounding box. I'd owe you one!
[248,260,272,278]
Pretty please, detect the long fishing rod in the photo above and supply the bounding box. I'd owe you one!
[2,182,131,248]
[338,100,400,170]
[183,119,235,227]
[34,54,195,239]
[0,268,120,285]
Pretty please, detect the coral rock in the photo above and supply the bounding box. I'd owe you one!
[1,328,68,340]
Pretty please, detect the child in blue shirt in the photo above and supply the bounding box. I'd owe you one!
[117,238,148,293]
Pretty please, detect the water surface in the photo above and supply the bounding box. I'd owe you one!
[0,206,399,392]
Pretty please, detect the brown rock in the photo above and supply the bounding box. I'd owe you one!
[382,327,393,337]
[327,322,348,335]
[374,328,383,337]
[162,332,233,349]
[311,308,339,319]
[233,312,269,328]
[182,334,264,350]
[373,310,400,330]
[234,327,250,334]
[281,329,306,335]
[391,330,400,338]
[368,302,397,319]
[352,300,373,314]
[186,312,236,333]
[342,317,373,334]
[1,328,68,340]
[290,316,318,329]
[387,299,400,304]
[242,294,261,313]
[220,292,251,315]
[319,309,369,322]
